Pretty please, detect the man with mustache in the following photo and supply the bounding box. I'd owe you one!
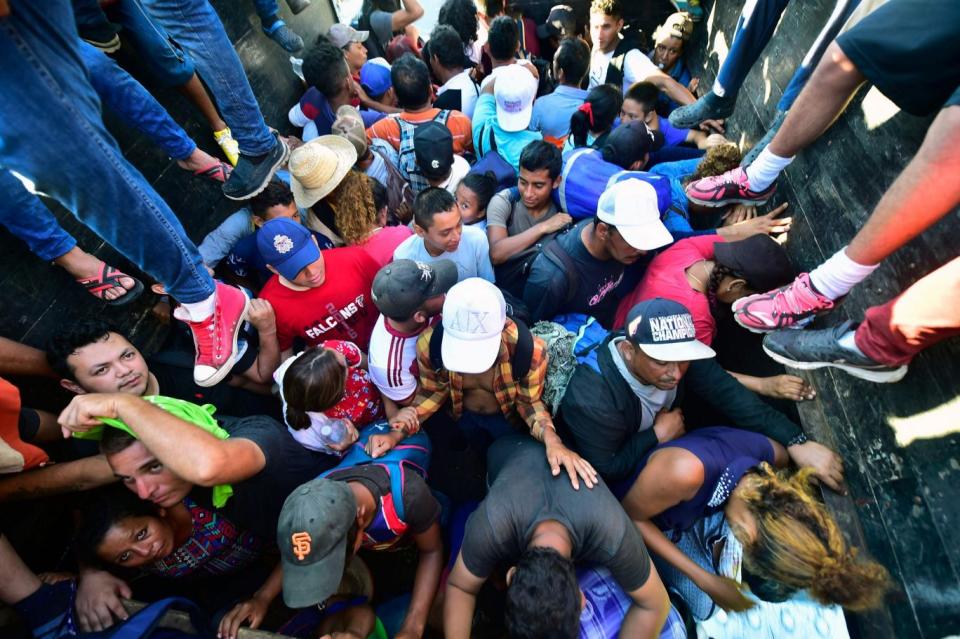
[556,298,846,497]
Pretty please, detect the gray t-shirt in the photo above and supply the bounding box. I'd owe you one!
[460,437,651,592]
[369,10,394,55]
[486,189,562,264]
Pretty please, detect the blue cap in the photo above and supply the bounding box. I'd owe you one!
[257,218,320,281]
[625,298,715,362]
[360,61,392,98]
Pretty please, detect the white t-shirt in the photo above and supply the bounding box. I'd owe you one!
[438,69,480,119]
[588,44,660,94]
[367,315,429,401]
[436,154,471,195]
[393,224,495,283]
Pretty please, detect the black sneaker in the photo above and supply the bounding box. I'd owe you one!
[79,22,122,54]
[222,133,289,201]
[762,320,908,383]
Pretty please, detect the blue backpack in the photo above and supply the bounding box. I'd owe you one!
[320,422,431,550]
[84,597,216,639]
[530,313,609,413]
[555,148,673,219]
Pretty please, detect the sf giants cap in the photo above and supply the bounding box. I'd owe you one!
[440,278,507,374]
[495,64,538,132]
[625,298,715,362]
[278,478,357,608]
[372,258,459,319]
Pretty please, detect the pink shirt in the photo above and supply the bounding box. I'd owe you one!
[361,225,413,267]
[614,235,724,345]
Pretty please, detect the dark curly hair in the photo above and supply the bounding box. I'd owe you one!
[250,179,295,219]
[438,0,479,46]
[505,547,581,638]
[47,318,119,381]
[303,35,349,99]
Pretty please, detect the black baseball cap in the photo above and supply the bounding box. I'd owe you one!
[413,121,454,180]
[537,5,577,39]
[601,121,665,169]
[372,259,459,318]
[625,298,715,362]
[714,235,795,293]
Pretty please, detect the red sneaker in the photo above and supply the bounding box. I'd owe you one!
[685,166,777,208]
[733,273,834,333]
[174,282,250,387]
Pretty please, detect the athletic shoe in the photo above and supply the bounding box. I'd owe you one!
[733,273,834,333]
[222,133,289,201]
[286,0,311,14]
[670,0,704,21]
[668,91,736,129]
[685,166,777,207]
[763,321,908,383]
[79,21,122,53]
[173,282,250,387]
[264,19,304,53]
[742,110,787,167]
[213,127,240,166]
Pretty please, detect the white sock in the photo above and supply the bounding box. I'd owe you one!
[837,329,866,356]
[809,247,879,300]
[180,292,216,321]
[745,148,794,191]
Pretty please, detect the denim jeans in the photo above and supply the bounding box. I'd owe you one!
[140,0,276,155]
[0,0,214,303]
[252,0,282,26]
[78,41,196,160]
[714,0,792,97]
[0,171,77,262]
[73,0,196,87]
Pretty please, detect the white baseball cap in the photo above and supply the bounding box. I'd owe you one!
[596,179,673,251]
[440,278,507,374]
[495,65,538,132]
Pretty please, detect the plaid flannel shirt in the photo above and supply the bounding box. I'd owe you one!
[409,319,554,441]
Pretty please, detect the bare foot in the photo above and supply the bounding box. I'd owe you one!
[177,147,221,173]
[55,247,136,301]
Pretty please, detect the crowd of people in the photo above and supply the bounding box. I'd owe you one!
[1,0,957,637]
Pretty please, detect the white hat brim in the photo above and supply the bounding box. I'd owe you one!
[441,332,502,374]
[616,220,674,251]
[638,339,715,362]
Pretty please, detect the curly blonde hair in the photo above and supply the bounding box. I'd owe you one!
[688,144,743,182]
[325,170,378,246]
[735,463,891,611]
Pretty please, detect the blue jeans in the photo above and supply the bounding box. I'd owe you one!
[714,0,792,97]
[777,0,861,111]
[0,0,214,303]
[0,172,77,262]
[140,0,276,155]
[78,41,196,160]
[252,0,282,26]
[73,0,196,87]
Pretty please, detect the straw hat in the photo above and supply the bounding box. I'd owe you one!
[288,135,358,208]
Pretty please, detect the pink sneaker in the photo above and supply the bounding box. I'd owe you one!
[173,282,250,387]
[685,166,777,208]
[733,273,834,333]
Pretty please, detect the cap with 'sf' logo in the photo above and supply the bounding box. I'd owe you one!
[277,478,356,608]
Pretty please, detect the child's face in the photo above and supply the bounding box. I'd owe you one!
[97,514,176,568]
[455,184,484,225]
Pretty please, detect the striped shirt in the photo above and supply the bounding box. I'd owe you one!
[368,315,429,402]
[409,319,553,441]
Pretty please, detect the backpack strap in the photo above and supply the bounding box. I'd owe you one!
[429,324,445,372]
[109,597,215,639]
[542,239,580,305]
[605,38,634,88]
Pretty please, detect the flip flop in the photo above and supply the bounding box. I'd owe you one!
[193,161,232,183]
[77,263,144,306]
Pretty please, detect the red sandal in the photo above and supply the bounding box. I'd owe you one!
[193,161,232,183]
[77,263,144,306]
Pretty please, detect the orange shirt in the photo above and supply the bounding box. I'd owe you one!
[366,108,474,155]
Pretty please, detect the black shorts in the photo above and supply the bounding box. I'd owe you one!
[837,0,960,115]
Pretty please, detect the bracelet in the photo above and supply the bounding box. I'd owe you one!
[787,432,810,447]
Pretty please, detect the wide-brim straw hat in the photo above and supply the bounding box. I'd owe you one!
[288,135,358,208]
